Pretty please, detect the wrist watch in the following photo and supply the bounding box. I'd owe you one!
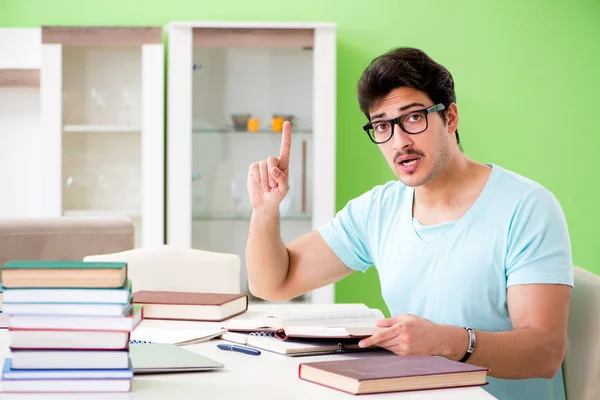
[459,327,476,363]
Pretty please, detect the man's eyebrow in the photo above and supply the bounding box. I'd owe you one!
[399,102,425,112]
[370,102,426,121]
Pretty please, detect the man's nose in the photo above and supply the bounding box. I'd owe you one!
[390,124,413,150]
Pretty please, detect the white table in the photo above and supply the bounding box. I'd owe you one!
[0,303,496,399]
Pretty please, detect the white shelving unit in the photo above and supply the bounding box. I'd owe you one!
[166,22,337,304]
[0,28,42,218]
[40,26,165,248]
[62,209,142,218]
[62,125,142,133]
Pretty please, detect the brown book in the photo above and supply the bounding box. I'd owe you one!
[132,291,248,322]
[1,261,127,288]
[299,355,489,395]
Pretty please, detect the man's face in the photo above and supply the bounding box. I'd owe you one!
[367,87,455,187]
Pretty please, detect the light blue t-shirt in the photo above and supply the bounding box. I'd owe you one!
[318,164,574,400]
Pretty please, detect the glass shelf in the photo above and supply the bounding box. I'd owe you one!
[192,212,311,222]
[63,125,141,133]
[193,128,312,135]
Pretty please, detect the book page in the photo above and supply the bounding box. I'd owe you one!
[281,308,384,327]
[221,305,380,331]
[221,311,285,330]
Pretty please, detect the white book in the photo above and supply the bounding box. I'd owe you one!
[11,350,130,370]
[0,312,8,328]
[3,302,132,317]
[2,358,134,380]
[3,281,132,304]
[8,305,142,331]
[9,329,130,350]
[1,379,131,393]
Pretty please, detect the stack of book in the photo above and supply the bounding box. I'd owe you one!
[0,282,6,328]
[0,260,141,393]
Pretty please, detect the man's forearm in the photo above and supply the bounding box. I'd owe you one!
[245,209,290,299]
[440,325,565,379]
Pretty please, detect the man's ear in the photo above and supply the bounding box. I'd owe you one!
[446,102,459,135]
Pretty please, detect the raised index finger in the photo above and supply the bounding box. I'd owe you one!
[278,121,292,172]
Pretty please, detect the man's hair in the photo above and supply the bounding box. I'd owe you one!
[357,47,459,144]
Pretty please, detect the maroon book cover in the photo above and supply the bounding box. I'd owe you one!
[299,355,488,394]
[301,355,488,381]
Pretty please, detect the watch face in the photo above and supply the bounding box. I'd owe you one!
[467,329,476,351]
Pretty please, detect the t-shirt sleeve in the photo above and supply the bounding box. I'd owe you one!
[505,186,574,287]
[317,190,375,273]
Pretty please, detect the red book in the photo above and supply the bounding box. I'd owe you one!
[133,291,248,322]
[299,355,489,395]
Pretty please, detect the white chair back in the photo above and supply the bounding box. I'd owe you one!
[563,266,600,400]
[84,245,241,294]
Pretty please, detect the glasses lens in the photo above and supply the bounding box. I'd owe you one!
[400,111,427,134]
[368,121,392,143]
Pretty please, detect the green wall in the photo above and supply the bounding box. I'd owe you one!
[2,0,598,315]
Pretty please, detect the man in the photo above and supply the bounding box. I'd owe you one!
[245,47,573,400]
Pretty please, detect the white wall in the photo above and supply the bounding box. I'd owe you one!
[0,28,41,69]
[0,88,42,218]
[0,28,42,218]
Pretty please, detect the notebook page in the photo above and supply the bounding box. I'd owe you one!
[131,326,226,345]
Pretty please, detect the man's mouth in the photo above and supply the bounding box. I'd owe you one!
[396,156,422,173]
[398,157,420,166]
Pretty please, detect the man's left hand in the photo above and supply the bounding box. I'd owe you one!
[358,314,464,358]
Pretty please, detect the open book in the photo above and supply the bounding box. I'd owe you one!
[222,308,386,340]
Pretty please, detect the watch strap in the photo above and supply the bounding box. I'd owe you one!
[459,327,476,363]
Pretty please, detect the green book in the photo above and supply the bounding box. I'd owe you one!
[1,260,128,289]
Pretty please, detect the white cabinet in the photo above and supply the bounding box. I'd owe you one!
[166,22,337,303]
[0,28,42,218]
[39,27,165,248]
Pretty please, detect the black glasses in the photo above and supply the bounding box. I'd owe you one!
[362,103,446,144]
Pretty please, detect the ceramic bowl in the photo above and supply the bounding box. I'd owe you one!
[231,113,251,131]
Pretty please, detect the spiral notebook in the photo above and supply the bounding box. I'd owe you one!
[130,326,226,346]
[220,331,380,357]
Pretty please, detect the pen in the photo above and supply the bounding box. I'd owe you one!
[217,343,261,356]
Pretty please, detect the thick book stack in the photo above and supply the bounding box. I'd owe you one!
[0,282,6,328]
[0,260,141,393]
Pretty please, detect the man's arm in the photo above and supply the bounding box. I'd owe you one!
[359,283,572,379]
[245,121,368,302]
[245,216,353,302]
[450,186,573,379]
[443,283,572,379]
